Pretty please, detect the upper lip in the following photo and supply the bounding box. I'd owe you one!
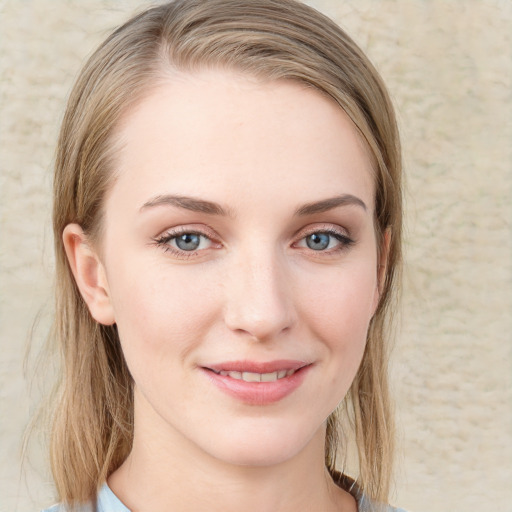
[204,360,309,374]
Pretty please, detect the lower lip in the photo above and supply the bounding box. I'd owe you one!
[201,366,311,405]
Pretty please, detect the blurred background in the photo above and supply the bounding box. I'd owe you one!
[1,1,511,510]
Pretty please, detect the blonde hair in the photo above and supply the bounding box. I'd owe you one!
[51,0,401,505]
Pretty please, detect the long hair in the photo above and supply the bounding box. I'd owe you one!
[51,0,402,504]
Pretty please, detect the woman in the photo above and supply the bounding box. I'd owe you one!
[43,0,403,510]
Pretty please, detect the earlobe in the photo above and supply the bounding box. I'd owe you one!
[62,224,115,325]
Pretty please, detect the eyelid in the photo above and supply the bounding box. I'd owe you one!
[293,223,351,242]
[156,223,220,241]
[292,223,354,252]
[151,222,354,260]
[152,224,222,258]
[297,223,350,238]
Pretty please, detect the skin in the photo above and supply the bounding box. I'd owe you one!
[64,70,387,512]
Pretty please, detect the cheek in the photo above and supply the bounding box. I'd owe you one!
[300,261,377,334]
[106,256,222,365]
[295,259,377,378]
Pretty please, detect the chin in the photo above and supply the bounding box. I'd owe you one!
[202,420,323,468]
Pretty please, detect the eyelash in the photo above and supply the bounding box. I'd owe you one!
[296,227,355,254]
[152,227,216,259]
[152,226,354,260]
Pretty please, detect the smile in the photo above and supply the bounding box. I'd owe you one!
[211,369,296,382]
[202,360,311,405]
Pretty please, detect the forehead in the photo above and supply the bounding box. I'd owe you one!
[109,69,375,216]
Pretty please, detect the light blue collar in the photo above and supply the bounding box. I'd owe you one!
[97,482,131,512]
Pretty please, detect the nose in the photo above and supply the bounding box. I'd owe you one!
[223,248,296,342]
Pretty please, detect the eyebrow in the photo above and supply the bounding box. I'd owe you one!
[295,194,367,216]
[140,195,232,216]
[139,193,367,217]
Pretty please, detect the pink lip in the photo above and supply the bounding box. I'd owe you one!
[206,359,308,374]
[201,360,311,406]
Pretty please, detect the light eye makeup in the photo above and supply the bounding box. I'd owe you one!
[293,226,354,254]
[151,224,355,260]
[151,226,219,260]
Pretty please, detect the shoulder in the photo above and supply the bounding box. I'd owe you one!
[357,493,409,512]
[40,482,130,512]
[40,503,95,512]
[357,500,408,512]
[358,497,409,512]
[330,471,408,512]
[40,505,94,512]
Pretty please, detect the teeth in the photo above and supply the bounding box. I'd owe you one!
[217,369,296,382]
[242,371,261,382]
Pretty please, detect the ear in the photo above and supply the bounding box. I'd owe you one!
[372,228,391,314]
[62,223,116,325]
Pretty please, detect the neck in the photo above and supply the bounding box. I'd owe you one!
[108,393,355,512]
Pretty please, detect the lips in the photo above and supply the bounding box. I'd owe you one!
[201,360,311,405]
[205,359,307,374]
[212,369,296,382]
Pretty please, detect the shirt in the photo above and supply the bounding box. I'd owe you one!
[41,480,407,512]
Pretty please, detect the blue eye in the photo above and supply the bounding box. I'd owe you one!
[174,233,202,251]
[154,231,213,255]
[306,232,331,251]
[297,229,353,252]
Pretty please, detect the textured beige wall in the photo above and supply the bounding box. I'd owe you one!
[1,1,511,511]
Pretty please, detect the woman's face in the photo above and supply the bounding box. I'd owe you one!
[95,70,382,466]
